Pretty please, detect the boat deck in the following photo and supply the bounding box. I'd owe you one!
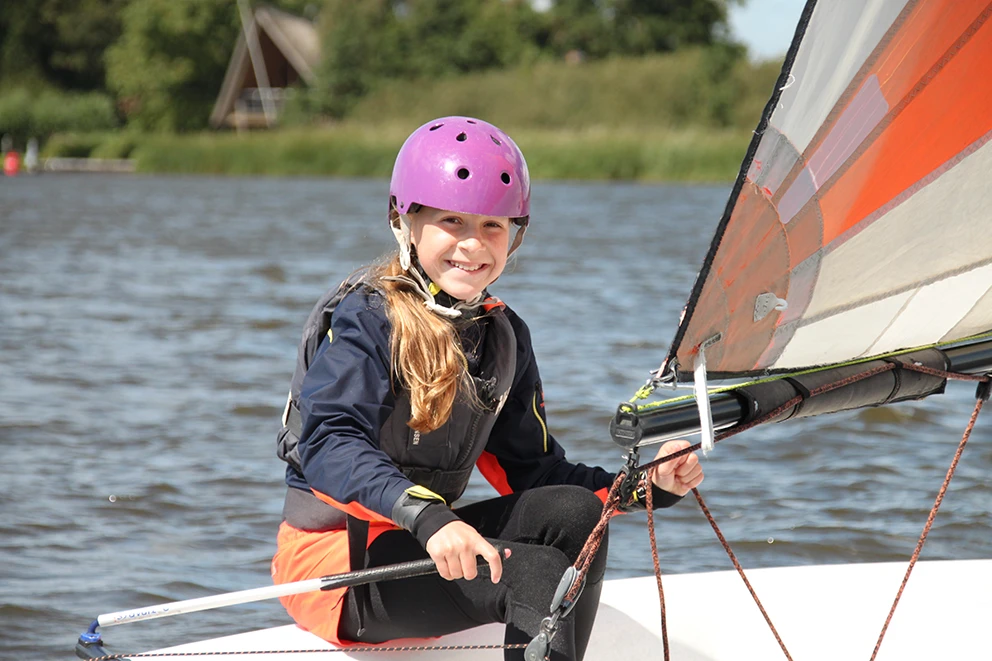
[125,559,991,660]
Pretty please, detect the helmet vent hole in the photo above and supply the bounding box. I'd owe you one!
[466,119,477,124]
[457,168,471,180]
[491,135,501,146]
[456,132,467,142]
[501,172,511,185]
[429,124,443,131]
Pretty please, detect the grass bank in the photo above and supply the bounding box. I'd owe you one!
[41,51,779,182]
[44,125,751,182]
[347,50,781,133]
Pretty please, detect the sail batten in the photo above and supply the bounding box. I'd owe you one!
[665,0,992,381]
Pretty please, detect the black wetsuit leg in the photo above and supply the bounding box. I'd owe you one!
[338,484,608,661]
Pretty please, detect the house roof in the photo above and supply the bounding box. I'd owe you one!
[209,5,320,129]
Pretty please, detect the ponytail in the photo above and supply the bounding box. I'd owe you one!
[371,255,474,433]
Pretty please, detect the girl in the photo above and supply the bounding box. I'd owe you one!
[271,116,703,660]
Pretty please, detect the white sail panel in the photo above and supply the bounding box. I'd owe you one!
[945,288,992,340]
[774,291,912,369]
[771,0,908,156]
[868,265,992,355]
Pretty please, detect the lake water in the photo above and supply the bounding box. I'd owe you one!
[1,174,989,660]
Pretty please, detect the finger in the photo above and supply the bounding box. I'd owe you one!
[651,460,675,477]
[660,439,690,456]
[653,441,689,473]
[678,466,703,486]
[447,559,464,581]
[674,454,700,476]
[434,554,454,581]
[459,548,478,581]
[479,542,503,584]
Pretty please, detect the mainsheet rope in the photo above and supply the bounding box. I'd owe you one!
[569,362,989,660]
[78,643,529,660]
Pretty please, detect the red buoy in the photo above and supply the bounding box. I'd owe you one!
[3,151,21,176]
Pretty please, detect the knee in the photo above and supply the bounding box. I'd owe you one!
[518,485,606,561]
[547,485,606,536]
[506,543,573,606]
[551,486,609,581]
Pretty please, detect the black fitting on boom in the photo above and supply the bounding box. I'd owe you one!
[609,403,643,449]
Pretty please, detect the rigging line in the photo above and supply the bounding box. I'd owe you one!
[633,350,909,411]
[643,479,671,661]
[693,488,795,661]
[634,332,992,409]
[898,361,990,381]
[81,643,530,660]
[870,381,989,661]
[564,472,624,605]
[634,326,992,412]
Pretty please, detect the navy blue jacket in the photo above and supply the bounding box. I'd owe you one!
[285,288,615,528]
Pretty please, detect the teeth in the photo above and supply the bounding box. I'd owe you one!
[450,262,485,272]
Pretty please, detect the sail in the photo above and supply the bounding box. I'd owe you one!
[665,0,992,381]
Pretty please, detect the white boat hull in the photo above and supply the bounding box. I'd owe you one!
[144,559,992,660]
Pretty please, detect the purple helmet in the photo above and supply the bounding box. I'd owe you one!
[389,116,530,220]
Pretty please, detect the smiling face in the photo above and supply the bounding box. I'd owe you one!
[410,206,511,301]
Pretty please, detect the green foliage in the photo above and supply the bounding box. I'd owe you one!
[0,88,118,141]
[310,0,741,119]
[312,0,543,117]
[129,128,402,176]
[346,50,780,132]
[399,0,541,76]
[55,124,743,181]
[105,0,241,131]
[610,0,732,53]
[37,119,749,181]
[40,132,111,158]
[89,131,140,158]
[2,0,750,133]
[312,0,404,118]
[0,0,128,91]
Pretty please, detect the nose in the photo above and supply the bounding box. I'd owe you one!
[458,226,484,251]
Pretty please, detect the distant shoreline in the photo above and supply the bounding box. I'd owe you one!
[41,126,752,183]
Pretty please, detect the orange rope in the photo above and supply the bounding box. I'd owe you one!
[869,391,986,660]
[692,488,795,660]
[644,480,670,661]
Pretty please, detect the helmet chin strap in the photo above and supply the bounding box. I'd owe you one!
[386,210,485,319]
[389,210,414,271]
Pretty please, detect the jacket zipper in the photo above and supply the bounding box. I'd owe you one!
[532,384,548,453]
[453,412,482,468]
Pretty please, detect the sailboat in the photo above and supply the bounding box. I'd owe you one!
[75,0,992,658]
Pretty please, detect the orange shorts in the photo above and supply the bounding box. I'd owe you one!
[271,521,396,645]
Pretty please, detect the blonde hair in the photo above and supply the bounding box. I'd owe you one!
[370,255,475,433]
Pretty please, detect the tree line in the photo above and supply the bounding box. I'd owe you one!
[0,0,742,135]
